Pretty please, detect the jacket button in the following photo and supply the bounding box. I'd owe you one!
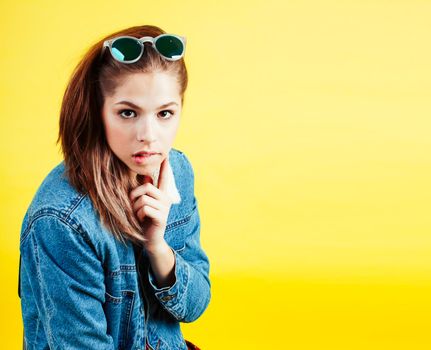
[161,294,175,301]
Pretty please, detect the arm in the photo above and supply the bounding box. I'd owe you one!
[147,202,211,323]
[147,153,211,323]
[20,215,115,349]
[146,241,176,289]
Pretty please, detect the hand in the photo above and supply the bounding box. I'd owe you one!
[129,155,172,250]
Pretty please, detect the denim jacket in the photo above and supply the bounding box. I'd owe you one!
[19,148,211,350]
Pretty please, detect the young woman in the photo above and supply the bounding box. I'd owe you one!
[19,24,210,350]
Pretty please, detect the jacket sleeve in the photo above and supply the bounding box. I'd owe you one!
[20,215,115,349]
[147,153,211,323]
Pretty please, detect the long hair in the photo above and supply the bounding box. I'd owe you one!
[56,24,188,246]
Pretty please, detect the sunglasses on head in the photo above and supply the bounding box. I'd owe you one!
[102,33,186,64]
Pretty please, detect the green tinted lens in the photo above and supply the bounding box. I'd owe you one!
[110,37,142,62]
[155,35,184,60]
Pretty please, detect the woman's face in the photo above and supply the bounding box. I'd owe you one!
[102,71,182,180]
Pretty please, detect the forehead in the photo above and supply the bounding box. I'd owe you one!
[108,71,181,106]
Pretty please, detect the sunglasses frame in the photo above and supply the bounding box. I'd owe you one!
[102,33,187,64]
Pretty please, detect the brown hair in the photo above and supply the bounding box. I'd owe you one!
[56,24,188,246]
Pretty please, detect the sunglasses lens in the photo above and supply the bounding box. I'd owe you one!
[155,35,184,60]
[110,37,142,62]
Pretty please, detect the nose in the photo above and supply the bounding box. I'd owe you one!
[136,116,156,143]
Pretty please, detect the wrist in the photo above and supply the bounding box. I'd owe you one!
[144,239,170,256]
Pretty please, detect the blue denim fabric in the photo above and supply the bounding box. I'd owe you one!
[19,148,211,350]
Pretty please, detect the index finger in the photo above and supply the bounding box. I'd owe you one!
[157,155,170,192]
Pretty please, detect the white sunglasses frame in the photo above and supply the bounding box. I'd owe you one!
[102,33,187,63]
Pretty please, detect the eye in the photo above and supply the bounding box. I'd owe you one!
[118,109,136,119]
[159,110,174,120]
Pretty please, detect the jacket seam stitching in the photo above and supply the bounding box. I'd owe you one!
[165,207,195,231]
[21,192,88,242]
[64,192,88,220]
[20,212,92,249]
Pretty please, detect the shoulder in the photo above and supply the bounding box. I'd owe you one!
[21,161,81,224]
[169,147,194,176]
[19,161,106,248]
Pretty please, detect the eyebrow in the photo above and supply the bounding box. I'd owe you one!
[114,100,178,109]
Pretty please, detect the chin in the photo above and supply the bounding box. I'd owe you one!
[130,162,159,175]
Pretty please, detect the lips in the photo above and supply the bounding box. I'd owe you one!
[132,152,159,165]
[133,151,159,156]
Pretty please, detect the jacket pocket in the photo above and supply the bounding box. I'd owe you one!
[104,289,136,349]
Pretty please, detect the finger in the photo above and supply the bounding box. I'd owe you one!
[130,174,152,202]
[132,184,164,203]
[133,194,164,214]
[137,206,146,222]
[138,205,164,225]
[129,180,163,203]
[157,155,170,192]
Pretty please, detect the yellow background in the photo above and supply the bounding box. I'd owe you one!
[1,0,430,349]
